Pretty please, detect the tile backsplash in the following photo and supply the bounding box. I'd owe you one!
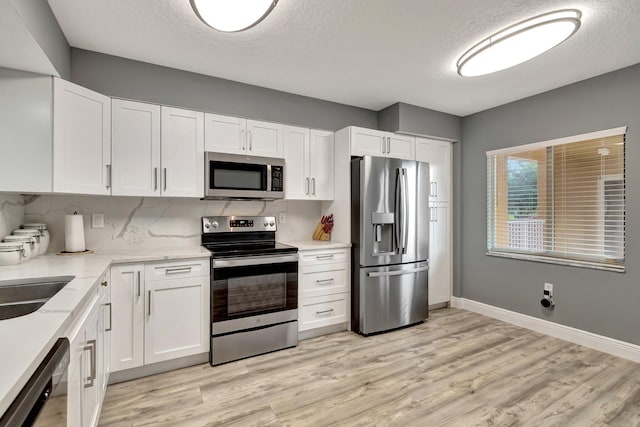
[24,195,323,254]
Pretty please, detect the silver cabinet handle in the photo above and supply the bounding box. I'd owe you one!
[367,265,429,278]
[315,278,334,284]
[315,254,334,260]
[382,137,386,154]
[83,339,97,388]
[387,137,391,154]
[106,165,112,189]
[165,266,192,275]
[163,168,167,191]
[305,177,309,195]
[148,290,151,316]
[154,167,158,191]
[434,181,438,197]
[316,309,334,315]
[311,177,316,195]
[434,206,438,222]
[105,302,112,332]
[137,271,141,296]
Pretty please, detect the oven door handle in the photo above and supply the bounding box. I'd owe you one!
[213,253,299,268]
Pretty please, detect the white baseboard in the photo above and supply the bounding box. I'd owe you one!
[450,297,640,363]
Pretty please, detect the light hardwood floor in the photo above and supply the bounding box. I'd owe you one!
[99,308,640,426]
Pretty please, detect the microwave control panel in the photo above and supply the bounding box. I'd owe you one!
[271,166,284,192]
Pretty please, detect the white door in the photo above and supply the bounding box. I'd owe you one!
[387,133,415,160]
[350,127,385,157]
[246,119,284,158]
[110,265,145,372]
[416,137,451,202]
[309,129,334,200]
[145,276,208,364]
[53,78,111,195]
[111,99,161,196]
[283,125,310,199]
[429,203,451,305]
[204,113,246,154]
[160,107,204,197]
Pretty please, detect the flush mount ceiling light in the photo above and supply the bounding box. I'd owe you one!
[190,0,278,32]
[457,9,581,77]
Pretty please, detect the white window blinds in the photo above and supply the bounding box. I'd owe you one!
[486,127,626,272]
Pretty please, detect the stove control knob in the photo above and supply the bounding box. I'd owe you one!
[211,221,219,228]
[204,223,210,229]
[263,221,269,227]
[269,221,275,227]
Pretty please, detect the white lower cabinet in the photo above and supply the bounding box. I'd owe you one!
[67,271,110,427]
[298,248,350,333]
[429,202,452,305]
[110,258,209,372]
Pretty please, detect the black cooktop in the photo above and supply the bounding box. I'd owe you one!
[203,240,298,259]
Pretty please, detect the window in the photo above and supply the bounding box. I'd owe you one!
[486,127,626,272]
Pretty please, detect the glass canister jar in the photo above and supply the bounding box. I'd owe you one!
[0,242,26,265]
[2,236,35,260]
[12,229,42,257]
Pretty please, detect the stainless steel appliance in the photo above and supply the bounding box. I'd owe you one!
[351,156,430,335]
[1,338,69,426]
[205,153,284,200]
[202,216,298,366]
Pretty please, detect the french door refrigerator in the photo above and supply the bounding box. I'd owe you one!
[351,156,429,335]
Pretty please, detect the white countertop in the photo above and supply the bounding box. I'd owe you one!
[0,247,212,416]
[282,240,351,250]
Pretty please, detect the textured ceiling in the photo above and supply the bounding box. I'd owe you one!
[47,0,640,116]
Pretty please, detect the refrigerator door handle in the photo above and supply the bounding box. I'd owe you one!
[401,168,409,254]
[367,265,429,277]
[394,169,402,253]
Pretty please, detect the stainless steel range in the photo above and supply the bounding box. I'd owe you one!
[202,216,298,366]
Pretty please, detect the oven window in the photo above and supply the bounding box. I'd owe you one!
[210,161,266,190]
[227,273,286,316]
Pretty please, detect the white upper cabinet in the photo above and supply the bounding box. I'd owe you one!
[284,126,334,200]
[349,126,414,160]
[205,113,284,158]
[415,137,451,202]
[160,106,204,197]
[53,78,111,195]
[111,99,161,196]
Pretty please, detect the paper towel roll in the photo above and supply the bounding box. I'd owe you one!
[65,213,86,253]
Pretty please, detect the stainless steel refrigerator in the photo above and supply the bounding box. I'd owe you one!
[351,156,429,335]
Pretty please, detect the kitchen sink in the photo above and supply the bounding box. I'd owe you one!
[0,276,74,320]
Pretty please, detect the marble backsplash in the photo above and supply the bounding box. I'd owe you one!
[24,195,323,254]
[0,193,25,239]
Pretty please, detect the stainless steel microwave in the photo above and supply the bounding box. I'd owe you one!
[205,152,285,200]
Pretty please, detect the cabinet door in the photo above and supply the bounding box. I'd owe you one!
[283,125,310,199]
[429,203,451,305]
[387,133,415,160]
[160,107,204,197]
[110,265,144,372]
[416,137,451,202]
[111,99,161,196]
[350,127,385,157]
[53,78,111,195]
[309,129,334,200]
[99,270,111,401]
[204,113,245,154]
[145,276,209,364]
[246,119,284,158]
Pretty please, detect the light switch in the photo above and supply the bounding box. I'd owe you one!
[91,213,105,229]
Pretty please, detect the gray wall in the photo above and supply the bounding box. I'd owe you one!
[71,49,377,132]
[459,63,640,345]
[378,102,461,141]
[9,0,70,79]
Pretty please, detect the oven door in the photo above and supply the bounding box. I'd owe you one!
[212,254,298,323]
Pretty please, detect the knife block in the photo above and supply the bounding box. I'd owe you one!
[312,222,331,241]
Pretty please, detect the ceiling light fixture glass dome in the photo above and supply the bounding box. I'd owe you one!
[190,0,279,32]
[457,9,581,77]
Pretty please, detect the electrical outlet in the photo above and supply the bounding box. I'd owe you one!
[544,282,553,295]
[91,213,105,229]
[278,212,286,224]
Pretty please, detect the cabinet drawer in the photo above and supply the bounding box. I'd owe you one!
[300,249,348,266]
[145,258,209,280]
[300,294,347,331]
[301,264,348,298]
